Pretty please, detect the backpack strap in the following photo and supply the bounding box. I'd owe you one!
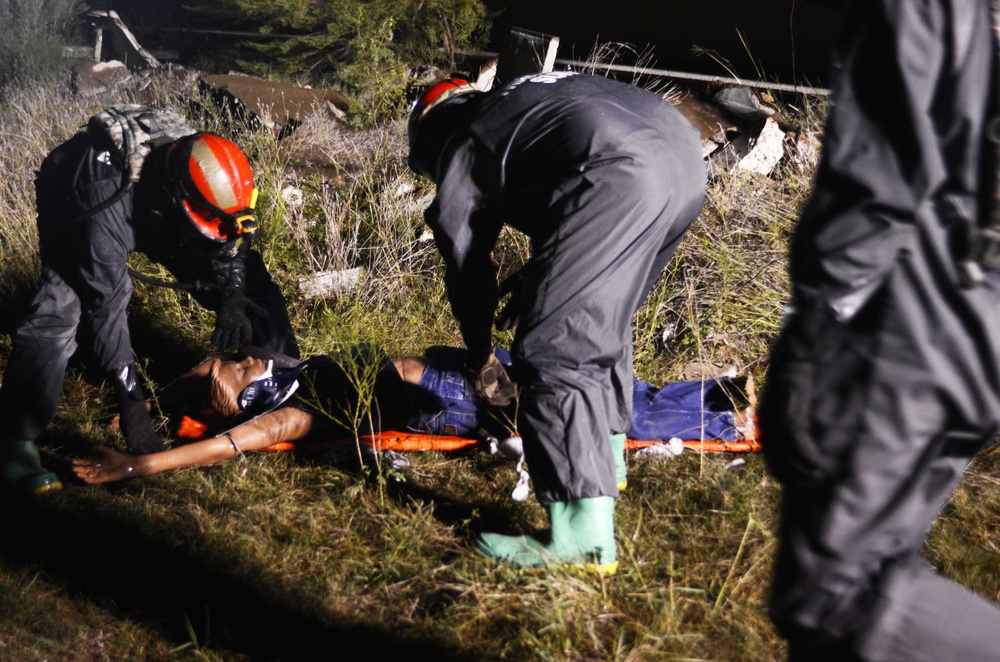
[83,106,206,291]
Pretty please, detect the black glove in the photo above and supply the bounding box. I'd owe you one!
[212,295,268,351]
[471,352,517,407]
[111,363,165,455]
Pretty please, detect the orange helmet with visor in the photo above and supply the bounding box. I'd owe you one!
[167,133,258,242]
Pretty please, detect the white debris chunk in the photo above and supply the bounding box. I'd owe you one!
[281,185,304,207]
[636,438,685,458]
[738,117,786,175]
[297,268,363,299]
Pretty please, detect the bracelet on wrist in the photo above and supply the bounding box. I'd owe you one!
[224,432,241,456]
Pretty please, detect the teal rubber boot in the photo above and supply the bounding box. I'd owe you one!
[610,433,627,491]
[476,496,618,574]
[0,439,62,496]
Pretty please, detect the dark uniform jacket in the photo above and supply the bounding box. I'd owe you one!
[35,130,251,375]
[423,71,693,356]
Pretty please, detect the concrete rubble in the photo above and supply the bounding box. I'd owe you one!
[72,10,159,96]
[86,9,161,71]
[738,117,787,175]
[71,13,811,178]
[674,85,810,176]
[198,73,351,138]
[72,60,134,96]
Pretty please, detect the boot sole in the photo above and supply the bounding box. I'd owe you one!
[27,476,63,496]
[479,554,619,576]
[33,480,63,495]
[569,560,619,577]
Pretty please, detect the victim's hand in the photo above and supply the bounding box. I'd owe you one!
[72,446,142,484]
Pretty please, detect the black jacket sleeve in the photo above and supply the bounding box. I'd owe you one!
[216,235,250,297]
[76,183,137,373]
[424,140,504,358]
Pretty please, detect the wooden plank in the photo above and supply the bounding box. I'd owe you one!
[495,27,560,85]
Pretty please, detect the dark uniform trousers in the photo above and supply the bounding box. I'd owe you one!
[516,148,705,504]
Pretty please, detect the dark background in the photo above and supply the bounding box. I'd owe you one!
[482,1,846,84]
[98,0,847,85]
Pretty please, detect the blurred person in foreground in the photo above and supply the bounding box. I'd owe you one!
[406,71,706,573]
[759,0,1000,659]
[0,105,298,496]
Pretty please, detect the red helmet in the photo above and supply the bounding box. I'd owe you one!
[407,77,481,179]
[167,133,258,242]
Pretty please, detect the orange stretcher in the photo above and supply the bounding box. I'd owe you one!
[176,412,761,454]
[259,430,761,454]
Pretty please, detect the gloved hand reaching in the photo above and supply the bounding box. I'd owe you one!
[471,351,518,407]
[111,363,165,455]
[212,295,268,351]
[119,398,165,455]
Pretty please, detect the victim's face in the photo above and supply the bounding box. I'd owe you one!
[217,356,269,393]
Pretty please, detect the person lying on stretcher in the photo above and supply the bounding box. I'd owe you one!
[72,345,755,484]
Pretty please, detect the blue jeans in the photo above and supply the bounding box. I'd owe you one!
[405,346,512,436]
[628,378,741,442]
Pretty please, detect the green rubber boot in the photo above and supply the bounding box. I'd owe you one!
[476,496,618,574]
[0,439,62,496]
[611,433,627,491]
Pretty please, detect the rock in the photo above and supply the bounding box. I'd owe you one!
[737,117,787,175]
[72,60,133,96]
[681,362,738,380]
[297,268,364,299]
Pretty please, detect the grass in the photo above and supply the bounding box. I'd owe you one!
[0,66,995,662]
[1,451,783,660]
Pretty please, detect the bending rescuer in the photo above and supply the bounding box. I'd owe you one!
[406,71,706,572]
[0,105,297,495]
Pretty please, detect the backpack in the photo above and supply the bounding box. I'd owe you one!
[87,104,197,184]
[84,105,211,292]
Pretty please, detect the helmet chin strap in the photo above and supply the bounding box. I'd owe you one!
[233,211,257,235]
[193,204,256,239]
